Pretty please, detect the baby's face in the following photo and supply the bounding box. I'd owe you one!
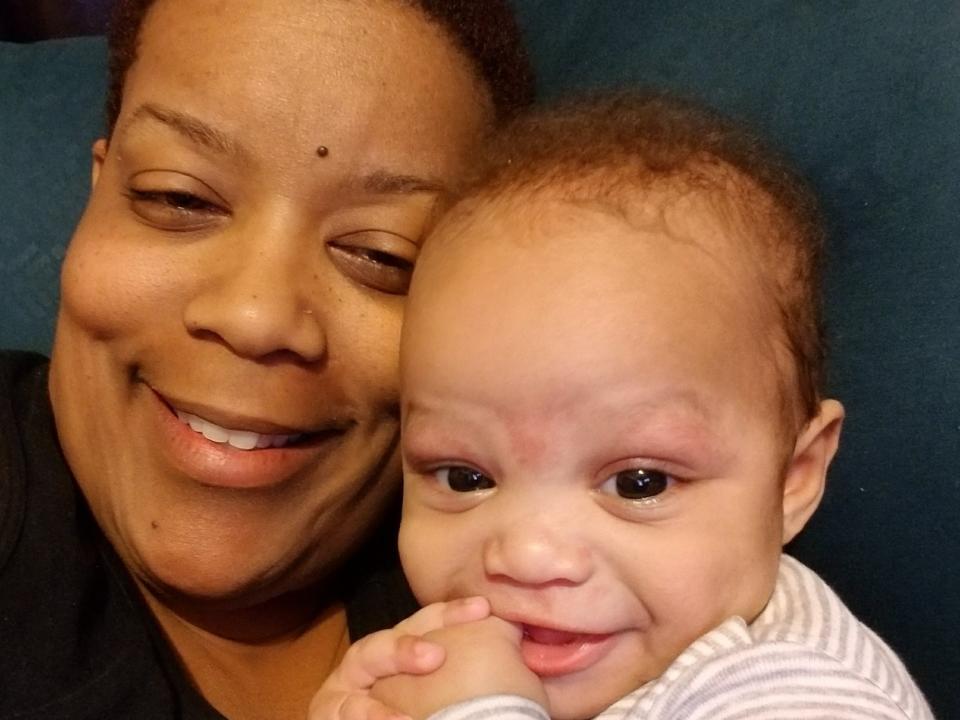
[399,193,795,719]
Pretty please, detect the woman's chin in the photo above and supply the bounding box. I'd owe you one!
[131,536,292,607]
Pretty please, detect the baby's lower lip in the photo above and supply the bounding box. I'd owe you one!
[520,625,616,678]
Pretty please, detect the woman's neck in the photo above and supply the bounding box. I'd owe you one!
[141,585,350,720]
[142,580,337,643]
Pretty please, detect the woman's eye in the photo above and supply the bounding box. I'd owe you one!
[435,466,496,493]
[602,468,671,501]
[328,232,417,295]
[125,188,226,230]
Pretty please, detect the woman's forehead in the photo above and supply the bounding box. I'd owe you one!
[138,0,465,76]
[121,0,490,174]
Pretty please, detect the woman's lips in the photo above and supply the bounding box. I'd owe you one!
[150,389,347,489]
[520,624,616,678]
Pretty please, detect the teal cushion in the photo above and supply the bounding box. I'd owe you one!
[0,37,106,352]
[514,1,959,716]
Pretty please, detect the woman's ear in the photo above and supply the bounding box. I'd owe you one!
[91,138,108,189]
[781,398,845,544]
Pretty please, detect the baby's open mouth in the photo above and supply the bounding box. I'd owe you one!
[520,624,615,677]
[523,624,594,645]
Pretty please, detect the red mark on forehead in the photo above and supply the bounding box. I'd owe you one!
[505,418,551,467]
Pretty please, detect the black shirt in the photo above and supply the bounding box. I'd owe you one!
[0,351,416,719]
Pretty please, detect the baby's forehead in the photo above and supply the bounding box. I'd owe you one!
[421,179,787,350]
[418,188,782,361]
[434,177,773,280]
[406,183,794,444]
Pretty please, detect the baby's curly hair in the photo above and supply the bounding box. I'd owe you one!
[104,0,534,134]
[436,91,827,429]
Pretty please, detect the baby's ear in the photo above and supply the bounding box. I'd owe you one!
[781,399,845,544]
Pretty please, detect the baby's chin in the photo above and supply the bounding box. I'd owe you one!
[546,688,621,720]
[542,662,649,720]
[538,630,672,720]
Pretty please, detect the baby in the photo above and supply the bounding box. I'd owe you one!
[314,93,932,720]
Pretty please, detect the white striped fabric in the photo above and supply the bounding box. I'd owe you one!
[429,556,933,720]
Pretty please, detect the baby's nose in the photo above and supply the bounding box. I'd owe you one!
[482,520,593,587]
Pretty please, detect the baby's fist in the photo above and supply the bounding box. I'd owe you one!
[370,616,547,720]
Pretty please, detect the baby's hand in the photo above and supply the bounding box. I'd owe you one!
[308,597,491,720]
[370,616,548,720]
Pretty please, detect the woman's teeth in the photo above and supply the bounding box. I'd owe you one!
[175,410,303,450]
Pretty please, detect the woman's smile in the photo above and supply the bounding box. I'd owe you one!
[150,387,352,490]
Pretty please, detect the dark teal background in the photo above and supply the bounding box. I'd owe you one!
[1,2,957,716]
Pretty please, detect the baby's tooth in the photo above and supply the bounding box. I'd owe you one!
[227,430,259,450]
[188,416,205,433]
[271,435,288,448]
[255,435,273,449]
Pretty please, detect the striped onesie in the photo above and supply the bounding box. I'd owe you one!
[430,556,933,720]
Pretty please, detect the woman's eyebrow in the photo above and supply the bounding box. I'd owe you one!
[124,105,447,196]
[126,103,244,158]
[356,170,448,196]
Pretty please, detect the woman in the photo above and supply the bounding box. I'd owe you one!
[0,0,532,718]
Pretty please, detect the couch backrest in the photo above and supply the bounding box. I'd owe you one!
[1,4,957,715]
[0,37,105,352]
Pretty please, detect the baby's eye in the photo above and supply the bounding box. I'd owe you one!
[601,468,671,501]
[435,466,496,493]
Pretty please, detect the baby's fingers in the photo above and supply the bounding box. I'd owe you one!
[339,693,411,720]
[393,597,490,637]
[308,690,410,720]
[320,599,492,698]
[327,632,445,691]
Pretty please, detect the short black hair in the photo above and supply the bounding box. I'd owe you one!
[105,0,534,134]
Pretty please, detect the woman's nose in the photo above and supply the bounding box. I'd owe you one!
[183,235,327,363]
[482,519,593,587]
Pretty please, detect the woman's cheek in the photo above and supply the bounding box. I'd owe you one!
[335,293,405,401]
[59,212,189,340]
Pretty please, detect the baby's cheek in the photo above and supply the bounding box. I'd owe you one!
[398,513,463,603]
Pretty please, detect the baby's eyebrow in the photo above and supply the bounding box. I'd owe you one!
[614,387,717,425]
[402,400,484,443]
[402,399,448,432]
[603,391,730,451]
[400,405,478,460]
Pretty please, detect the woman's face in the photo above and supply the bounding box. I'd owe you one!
[49,0,490,608]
